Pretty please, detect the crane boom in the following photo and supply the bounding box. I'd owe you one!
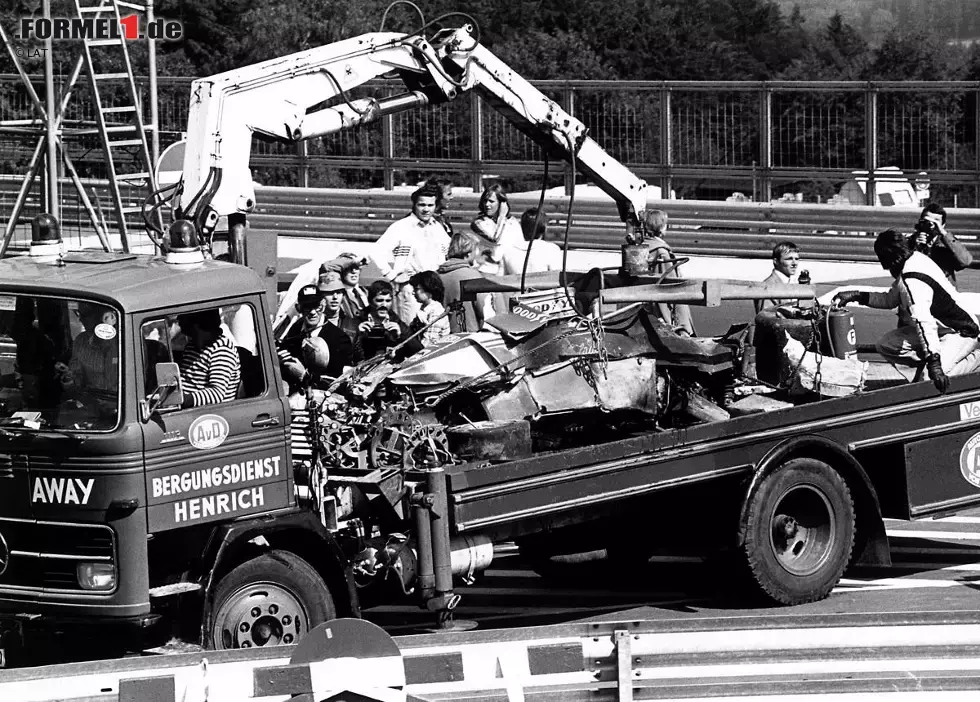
[176,25,650,245]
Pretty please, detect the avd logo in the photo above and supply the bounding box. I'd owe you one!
[959,430,980,488]
[189,414,230,450]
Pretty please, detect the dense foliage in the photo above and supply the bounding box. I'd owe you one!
[2,0,979,199]
[4,0,978,81]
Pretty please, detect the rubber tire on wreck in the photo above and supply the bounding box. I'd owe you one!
[740,458,855,605]
[209,550,336,650]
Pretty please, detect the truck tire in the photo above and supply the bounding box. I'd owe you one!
[209,550,336,650]
[741,458,855,605]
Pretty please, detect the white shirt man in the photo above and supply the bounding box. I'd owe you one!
[371,186,449,324]
[501,238,562,276]
[755,241,801,314]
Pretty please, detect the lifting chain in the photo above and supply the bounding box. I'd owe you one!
[578,314,609,380]
[782,310,824,395]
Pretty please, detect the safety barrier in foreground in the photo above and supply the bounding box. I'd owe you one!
[5,612,980,702]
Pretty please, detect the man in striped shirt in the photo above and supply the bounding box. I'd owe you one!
[178,309,241,407]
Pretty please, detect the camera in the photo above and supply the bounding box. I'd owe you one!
[913,218,940,252]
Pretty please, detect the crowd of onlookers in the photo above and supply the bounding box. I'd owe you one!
[273,178,566,395]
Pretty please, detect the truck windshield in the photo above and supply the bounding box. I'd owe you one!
[0,295,120,431]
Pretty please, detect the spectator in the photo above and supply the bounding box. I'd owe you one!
[909,203,972,285]
[833,230,980,393]
[371,185,450,325]
[177,309,241,408]
[317,270,358,340]
[501,208,563,276]
[319,254,369,320]
[755,241,803,313]
[438,232,489,333]
[278,282,353,393]
[409,271,450,346]
[354,280,424,363]
[471,183,524,272]
[645,210,695,336]
[426,176,455,237]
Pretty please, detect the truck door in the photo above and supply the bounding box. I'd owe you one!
[904,402,980,517]
[138,299,292,534]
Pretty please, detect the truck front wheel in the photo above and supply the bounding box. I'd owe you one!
[209,550,336,650]
[741,458,855,605]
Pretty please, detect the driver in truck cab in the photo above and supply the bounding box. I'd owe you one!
[61,301,120,395]
[176,309,241,408]
[833,229,980,394]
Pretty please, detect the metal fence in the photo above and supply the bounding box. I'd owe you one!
[2,75,979,241]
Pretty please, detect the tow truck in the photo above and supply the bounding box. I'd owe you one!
[1,21,979,662]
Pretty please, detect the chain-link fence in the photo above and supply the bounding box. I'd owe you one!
[2,75,979,244]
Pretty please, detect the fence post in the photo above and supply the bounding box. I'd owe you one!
[975,85,979,207]
[660,82,672,199]
[865,83,878,206]
[382,83,395,190]
[297,140,309,188]
[563,83,575,196]
[470,90,483,193]
[758,82,772,204]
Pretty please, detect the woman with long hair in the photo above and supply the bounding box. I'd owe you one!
[470,183,524,272]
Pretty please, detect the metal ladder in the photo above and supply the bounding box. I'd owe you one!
[73,0,158,252]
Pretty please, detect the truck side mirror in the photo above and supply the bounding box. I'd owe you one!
[139,362,184,422]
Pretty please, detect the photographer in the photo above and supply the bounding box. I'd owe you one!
[833,230,980,394]
[353,280,423,363]
[910,203,972,285]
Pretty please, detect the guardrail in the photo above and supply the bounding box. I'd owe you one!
[3,612,980,701]
[250,185,980,264]
[5,178,980,263]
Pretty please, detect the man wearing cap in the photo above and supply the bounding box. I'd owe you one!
[371,185,450,324]
[278,281,353,393]
[318,255,369,323]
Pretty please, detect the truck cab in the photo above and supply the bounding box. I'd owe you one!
[0,241,349,658]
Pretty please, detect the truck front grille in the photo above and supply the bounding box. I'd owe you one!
[0,519,115,593]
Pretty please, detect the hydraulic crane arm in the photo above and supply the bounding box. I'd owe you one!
[435,27,649,236]
[177,25,650,244]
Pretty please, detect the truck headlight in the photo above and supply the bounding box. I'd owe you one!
[77,563,116,591]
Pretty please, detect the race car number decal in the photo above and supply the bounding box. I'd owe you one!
[959,430,980,488]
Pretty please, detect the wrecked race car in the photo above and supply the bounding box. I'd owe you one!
[301,269,829,475]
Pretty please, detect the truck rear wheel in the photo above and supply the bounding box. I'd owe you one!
[209,550,336,650]
[741,458,854,605]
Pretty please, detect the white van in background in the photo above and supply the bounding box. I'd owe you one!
[835,166,930,207]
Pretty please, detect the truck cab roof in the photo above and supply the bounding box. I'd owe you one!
[0,251,266,312]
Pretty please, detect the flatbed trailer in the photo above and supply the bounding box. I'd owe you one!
[436,359,980,606]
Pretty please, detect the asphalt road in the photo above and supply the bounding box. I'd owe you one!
[362,509,980,637]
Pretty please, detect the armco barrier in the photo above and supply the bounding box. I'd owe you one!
[250,185,980,264]
[5,178,980,263]
[4,612,980,701]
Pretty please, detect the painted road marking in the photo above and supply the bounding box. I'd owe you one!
[836,578,963,592]
[637,656,980,680]
[885,530,980,541]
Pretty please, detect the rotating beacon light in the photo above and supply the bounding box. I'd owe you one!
[165,220,205,265]
[29,213,64,258]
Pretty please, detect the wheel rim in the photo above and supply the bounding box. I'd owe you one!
[212,581,309,649]
[768,484,836,577]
